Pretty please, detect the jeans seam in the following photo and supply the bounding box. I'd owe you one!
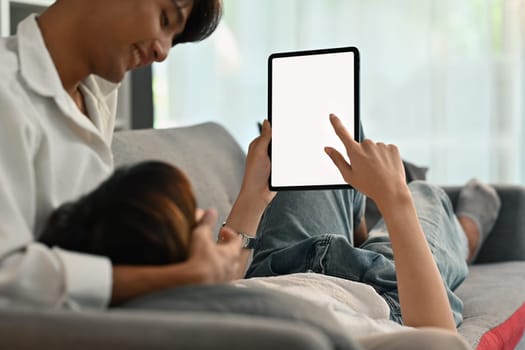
[318,235,332,274]
[306,235,331,273]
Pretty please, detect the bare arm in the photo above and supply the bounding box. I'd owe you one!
[111,209,242,305]
[223,194,267,279]
[222,120,275,279]
[325,114,456,331]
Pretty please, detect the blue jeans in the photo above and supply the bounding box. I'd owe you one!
[246,181,469,326]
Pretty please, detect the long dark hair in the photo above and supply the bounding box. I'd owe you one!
[39,161,197,265]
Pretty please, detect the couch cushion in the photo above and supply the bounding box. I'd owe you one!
[119,284,362,350]
[456,261,525,349]
[112,122,246,235]
[0,306,334,350]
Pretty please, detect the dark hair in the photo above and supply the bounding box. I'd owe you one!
[38,161,197,265]
[174,0,223,45]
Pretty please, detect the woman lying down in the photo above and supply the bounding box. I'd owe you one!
[39,118,499,349]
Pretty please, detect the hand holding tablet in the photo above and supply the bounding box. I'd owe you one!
[268,47,360,191]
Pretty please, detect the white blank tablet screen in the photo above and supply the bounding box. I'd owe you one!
[270,49,358,189]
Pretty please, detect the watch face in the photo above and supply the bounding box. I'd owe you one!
[240,233,257,249]
[241,235,249,247]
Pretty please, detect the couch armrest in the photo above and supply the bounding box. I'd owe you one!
[443,185,525,264]
[0,307,336,350]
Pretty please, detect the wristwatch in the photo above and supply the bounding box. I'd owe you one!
[221,222,257,249]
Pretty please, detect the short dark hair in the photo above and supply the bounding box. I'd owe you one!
[174,0,223,45]
[38,161,197,266]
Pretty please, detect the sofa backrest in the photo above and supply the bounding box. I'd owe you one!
[111,122,246,236]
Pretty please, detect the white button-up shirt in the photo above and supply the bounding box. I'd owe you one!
[0,15,117,309]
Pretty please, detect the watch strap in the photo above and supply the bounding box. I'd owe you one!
[221,222,258,249]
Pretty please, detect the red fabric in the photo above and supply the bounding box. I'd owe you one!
[476,302,525,350]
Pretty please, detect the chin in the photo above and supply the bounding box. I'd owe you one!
[96,64,127,84]
[103,71,127,84]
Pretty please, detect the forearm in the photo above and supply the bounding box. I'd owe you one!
[111,262,205,305]
[222,118,273,278]
[377,189,457,331]
[325,115,455,330]
[224,191,267,278]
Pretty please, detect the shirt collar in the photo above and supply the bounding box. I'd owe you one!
[17,14,64,98]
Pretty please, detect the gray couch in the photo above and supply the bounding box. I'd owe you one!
[1,122,524,350]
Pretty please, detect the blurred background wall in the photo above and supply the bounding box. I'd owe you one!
[153,0,525,185]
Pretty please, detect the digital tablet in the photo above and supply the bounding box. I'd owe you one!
[268,47,360,191]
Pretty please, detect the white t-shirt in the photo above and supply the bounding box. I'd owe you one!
[233,273,411,338]
[0,15,117,309]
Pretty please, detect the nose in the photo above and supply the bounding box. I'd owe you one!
[151,37,171,63]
